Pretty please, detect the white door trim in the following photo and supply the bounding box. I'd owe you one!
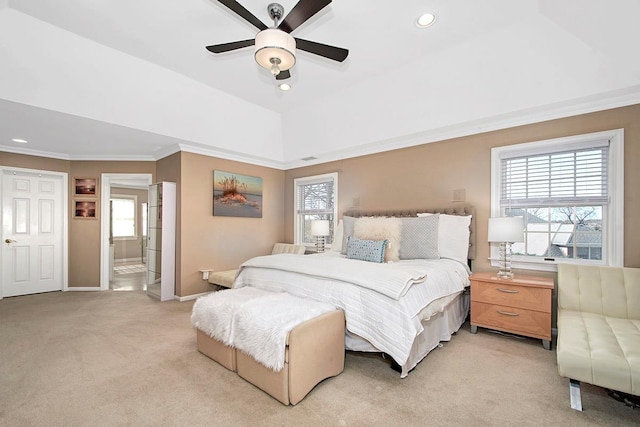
[0,166,69,300]
[100,173,152,291]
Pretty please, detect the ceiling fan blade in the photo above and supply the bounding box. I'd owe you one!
[295,38,348,62]
[279,0,331,33]
[217,0,268,31]
[206,39,255,53]
[276,70,291,80]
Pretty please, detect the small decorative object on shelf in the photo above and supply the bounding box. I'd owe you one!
[310,220,330,253]
[488,216,524,279]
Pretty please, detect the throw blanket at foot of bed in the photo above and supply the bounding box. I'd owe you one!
[191,287,337,372]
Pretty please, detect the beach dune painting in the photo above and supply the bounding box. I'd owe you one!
[213,171,263,218]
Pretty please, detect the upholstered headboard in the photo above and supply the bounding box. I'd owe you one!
[342,206,476,261]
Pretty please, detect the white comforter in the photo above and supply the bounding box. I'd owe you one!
[240,254,427,300]
[234,253,470,368]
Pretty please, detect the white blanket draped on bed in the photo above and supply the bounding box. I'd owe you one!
[234,253,470,372]
[239,254,427,300]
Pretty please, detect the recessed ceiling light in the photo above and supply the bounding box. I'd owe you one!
[11,138,28,143]
[278,83,291,91]
[416,13,436,28]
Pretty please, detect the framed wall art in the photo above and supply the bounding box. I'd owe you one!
[73,199,98,219]
[213,171,262,218]
[74,177,97,196]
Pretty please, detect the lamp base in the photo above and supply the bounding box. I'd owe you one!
[496,242,514,280]
[495,270,515,280]
[315,236,325,253]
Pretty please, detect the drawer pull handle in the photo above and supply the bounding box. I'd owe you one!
[497,310,520,317]
[497,288,519,294]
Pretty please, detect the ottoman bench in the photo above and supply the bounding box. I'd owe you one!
[192,288,345,405]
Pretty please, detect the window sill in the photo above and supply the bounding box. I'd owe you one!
[489,257,610,273]
[113,236,138,241]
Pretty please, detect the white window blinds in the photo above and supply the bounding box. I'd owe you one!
[500,141,609,207]
[297,177,335,216]
[294,173,337,246]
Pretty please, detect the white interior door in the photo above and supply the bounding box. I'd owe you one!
[1,168,66,297]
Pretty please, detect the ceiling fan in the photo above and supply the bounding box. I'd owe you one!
[206,0,349,81]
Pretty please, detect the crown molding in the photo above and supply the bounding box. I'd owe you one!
[283,86,640,169]
[0,144,72,160]
[3,86,640,170]
[170,143,286,170]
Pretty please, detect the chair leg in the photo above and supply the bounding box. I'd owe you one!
[569,379,583,411]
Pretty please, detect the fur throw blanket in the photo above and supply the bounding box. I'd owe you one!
[191,287,337,372]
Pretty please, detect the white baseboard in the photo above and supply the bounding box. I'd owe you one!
[176,291,213,302]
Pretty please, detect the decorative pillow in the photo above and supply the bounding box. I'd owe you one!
[399,215,440,260]
[346,236,387,263]
[353,217,402,262]
[417,213,471,266]
[341,216,357,254]
[331,219,343,252]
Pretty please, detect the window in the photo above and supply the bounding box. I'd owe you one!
[111,195,137,238]
[491,129,624,271]
[294,173,338,248]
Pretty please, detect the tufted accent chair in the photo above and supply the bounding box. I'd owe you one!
[556,264,640,410]
[208,243,306,288]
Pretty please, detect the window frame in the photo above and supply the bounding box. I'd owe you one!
[293,172,338,249]
[490,129,624,271]
[110,194,138,240]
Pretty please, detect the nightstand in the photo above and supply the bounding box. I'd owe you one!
[470,272,554,350]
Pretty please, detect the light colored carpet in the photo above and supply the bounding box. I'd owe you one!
[1,290,638,426]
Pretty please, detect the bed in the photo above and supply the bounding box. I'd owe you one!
[233,207,475,377]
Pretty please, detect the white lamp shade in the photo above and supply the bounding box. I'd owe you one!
[488,217,524,243]
[310,220,330,237]
[254,29,296,71]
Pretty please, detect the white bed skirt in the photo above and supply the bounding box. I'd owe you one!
[345,291,470,378]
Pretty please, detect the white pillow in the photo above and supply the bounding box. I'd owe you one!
[417,213,471,266]
[353,217,402,262]
[332,220,343,252]
[341,216,357,254]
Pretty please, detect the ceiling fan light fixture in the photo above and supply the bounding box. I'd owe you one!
[255,29,296,73]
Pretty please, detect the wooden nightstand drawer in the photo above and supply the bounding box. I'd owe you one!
[471,301,552,340]
[471,281,551,312]
[469,272,554,350]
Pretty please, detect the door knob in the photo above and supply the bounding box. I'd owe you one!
[5,239,16,244]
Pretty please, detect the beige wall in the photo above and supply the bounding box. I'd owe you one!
[176,152,285,297]
[0,152,70,172]
[0,154,156,287]
[2,151,285,297]
[68,161,156,286]
[2,103,638,298]
[285,104,640,271]
[284,104,640,328]
[110,187,148,261]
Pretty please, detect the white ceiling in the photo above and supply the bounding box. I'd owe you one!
[1,0,639,169]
